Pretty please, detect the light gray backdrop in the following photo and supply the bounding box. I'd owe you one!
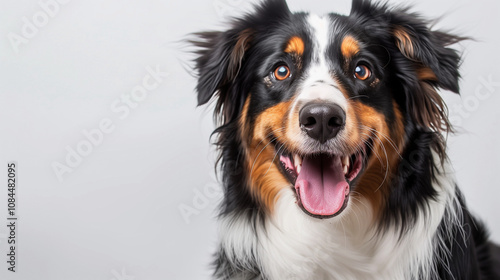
[0,0,499,279]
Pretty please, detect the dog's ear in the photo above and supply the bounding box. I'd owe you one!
[390,19,462,94]
[351,0,466,132]
[191,28,254,121]
[390,19,464,133]
[191,0,291,123]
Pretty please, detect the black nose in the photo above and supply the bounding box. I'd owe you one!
[299,103,346,143]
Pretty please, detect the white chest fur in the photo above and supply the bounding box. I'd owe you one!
[218,160,459,280]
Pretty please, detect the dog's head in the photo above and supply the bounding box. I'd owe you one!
[193,0,462,219]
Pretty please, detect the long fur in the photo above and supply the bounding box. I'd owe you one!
[191,0,500,279]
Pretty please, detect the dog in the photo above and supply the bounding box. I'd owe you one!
[191,0,500,279]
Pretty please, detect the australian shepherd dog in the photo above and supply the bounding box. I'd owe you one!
[191,0,500,279]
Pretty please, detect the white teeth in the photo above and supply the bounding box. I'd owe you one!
[294,154,302,174]
[342,156,349,167]
[342,156,349,175]
[294,154,302,166]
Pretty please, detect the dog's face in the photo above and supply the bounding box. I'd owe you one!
[238,13,404,218]
[193,0,461,219]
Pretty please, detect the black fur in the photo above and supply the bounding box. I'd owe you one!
[433,190,499,279]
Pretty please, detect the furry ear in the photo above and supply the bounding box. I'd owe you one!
[391,23,463,94]
[351,0,466,132]
[191,28,254,121]
[391,23,465,132]
[191,0,291,124]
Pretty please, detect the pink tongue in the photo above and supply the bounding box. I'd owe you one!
[295,155,349,216]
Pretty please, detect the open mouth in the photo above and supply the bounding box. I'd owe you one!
[279,148,366,218]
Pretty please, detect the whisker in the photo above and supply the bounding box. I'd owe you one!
[250,136,279,176]
[370,132,390,192]
[249,127,287,177]
[348,198,363,229]
[340,218,348,249]
[264,140,288,177]
[253,127,286,151]
[360,132,383,167]
[359,125,402,159]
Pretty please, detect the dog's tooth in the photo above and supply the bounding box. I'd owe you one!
[294,154,302,174]
[294,154,302,166]
[342,156,349,167]
[343,165,348,175]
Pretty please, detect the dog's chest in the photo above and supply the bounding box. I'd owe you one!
[220,183,452,280]
[257,215,407,279]
[248,191,435,280]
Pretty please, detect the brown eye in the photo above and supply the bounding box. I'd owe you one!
[354,65,371,80]
[274,65,291,80]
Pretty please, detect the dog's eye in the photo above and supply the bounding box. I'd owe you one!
[274,65,291,81]
[354,65,371,80]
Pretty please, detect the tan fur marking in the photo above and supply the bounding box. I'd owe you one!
[239,96,251,146]
[246,101,294,212]
[348,101,405,215]
[337,83,351,101]
[394,27,415,59]
[228,28,254,79]
[416,67,438,81]
[285,36,305,56]
[341,35,360,59]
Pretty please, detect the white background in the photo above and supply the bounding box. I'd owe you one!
[0,0,499,279]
